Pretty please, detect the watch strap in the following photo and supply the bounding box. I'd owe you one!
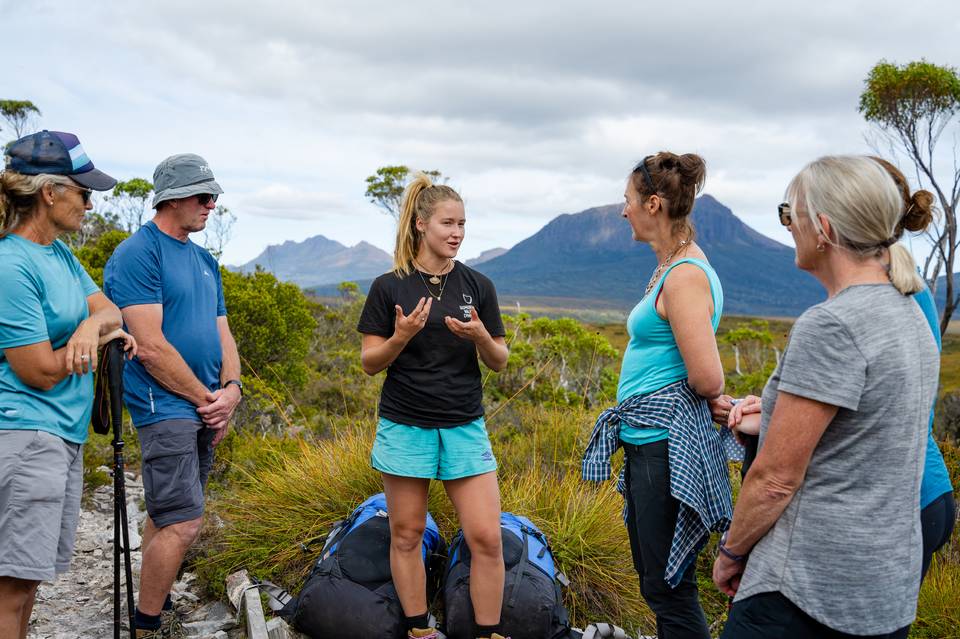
[223,379,243,395]
[719,532,747,563]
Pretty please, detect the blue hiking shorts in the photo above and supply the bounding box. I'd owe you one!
[371,417,497,480]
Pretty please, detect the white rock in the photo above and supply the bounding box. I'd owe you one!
[266,617,299,639]
[181,618,237,637]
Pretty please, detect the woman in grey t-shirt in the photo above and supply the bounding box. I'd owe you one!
[712,156,940,638]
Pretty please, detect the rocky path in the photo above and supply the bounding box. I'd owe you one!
[27,470,241,639]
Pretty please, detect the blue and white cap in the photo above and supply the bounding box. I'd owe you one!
[4,130,117,191]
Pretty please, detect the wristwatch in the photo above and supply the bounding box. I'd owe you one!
[719,532,748,563]
[222,379,244,396]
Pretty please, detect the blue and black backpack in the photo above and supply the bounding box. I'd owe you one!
[284,493,445,639]
[443,512,571,639]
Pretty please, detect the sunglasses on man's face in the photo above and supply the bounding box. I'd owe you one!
[61,183,93,205]
[196,193,219,206]
[778,202,792,227]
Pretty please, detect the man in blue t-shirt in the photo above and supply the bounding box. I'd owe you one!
[103,153,242,637]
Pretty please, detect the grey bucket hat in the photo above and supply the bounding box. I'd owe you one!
[152,153,223,208]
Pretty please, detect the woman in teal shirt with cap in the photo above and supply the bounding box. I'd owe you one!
[0,131,135,639]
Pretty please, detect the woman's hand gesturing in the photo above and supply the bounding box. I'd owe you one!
[394,297,433,342]
[444,307,491,344]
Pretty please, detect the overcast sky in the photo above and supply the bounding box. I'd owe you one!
[4,1,959,266]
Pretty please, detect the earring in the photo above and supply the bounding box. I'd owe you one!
[816,243,825,252]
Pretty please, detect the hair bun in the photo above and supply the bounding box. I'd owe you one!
[902,189,934,233]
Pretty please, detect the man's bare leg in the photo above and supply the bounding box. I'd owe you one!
[137,517,202,615]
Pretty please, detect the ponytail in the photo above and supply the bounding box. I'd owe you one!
[867,156,937,295]
[888,243,925,295]
[393,172,463,276]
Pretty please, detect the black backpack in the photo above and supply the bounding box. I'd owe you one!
[282,493,445,638]
[443,513,571,639]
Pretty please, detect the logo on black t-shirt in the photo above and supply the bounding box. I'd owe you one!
[462,293,473,304]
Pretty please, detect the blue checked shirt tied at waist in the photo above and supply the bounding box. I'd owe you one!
[581,380,743,588]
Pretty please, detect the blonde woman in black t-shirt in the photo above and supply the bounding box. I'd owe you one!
[357,173,509,639]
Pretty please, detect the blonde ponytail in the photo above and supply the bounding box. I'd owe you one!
[867,156,937,295]
[888,243,924,295]
[393,172,462,276]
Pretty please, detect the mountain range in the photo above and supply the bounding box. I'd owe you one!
[232,235,392,288]
[234,195,955,318]
[469,195,824,316]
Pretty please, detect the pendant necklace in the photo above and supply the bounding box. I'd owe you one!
[416,258,452,285]
[644,239,690,297]
[414,259,453,301]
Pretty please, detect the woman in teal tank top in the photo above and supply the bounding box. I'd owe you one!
[616,152,727,639]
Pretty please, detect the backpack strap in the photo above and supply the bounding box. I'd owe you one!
[506,527,529,608]
[250,578,293,612]
[581,623,629,639]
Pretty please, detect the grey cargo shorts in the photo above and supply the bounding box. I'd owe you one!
[0,430,83,582]
[138,419,216,528]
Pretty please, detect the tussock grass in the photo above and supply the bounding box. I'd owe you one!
[195,408,656,632]
[497,466,652,630]
[195,427,383,598]
[194,403,960,637]
[912,547,960,638]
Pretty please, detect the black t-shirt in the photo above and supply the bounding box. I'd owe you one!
[357,261,505,428]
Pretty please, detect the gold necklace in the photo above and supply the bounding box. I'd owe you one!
[644,239,690,297]
[414,258,453,285]
[414,260,453,301]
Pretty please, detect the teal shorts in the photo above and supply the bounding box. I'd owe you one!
[371,416,497,480]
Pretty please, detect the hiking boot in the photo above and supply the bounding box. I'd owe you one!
[409,628,440,639]
[134,628,164,639]
[160,608,183,636]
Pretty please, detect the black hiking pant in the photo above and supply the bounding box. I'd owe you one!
[921,489,956,580]
[623,439,711,639]
[722,591,909,639]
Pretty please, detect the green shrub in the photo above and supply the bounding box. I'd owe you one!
[194,414,657,633]
[83,421,141,492]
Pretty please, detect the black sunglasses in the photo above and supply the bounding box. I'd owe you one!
[778,202,792,226]
[632,156,658,193]
[196,193,219,205]
[61,183,93,205]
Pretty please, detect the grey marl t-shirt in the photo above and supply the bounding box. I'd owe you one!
[735,284,940,635]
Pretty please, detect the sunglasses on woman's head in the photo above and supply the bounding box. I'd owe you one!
[61,183,93,205]
[778,202,792,226]
[196,193,219,205]
[632,156,657,193]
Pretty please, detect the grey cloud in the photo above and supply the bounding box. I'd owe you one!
[94,0,960,127]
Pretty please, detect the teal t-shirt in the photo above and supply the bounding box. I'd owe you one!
[0,235,99,444]
[913,284,953,508]
[618,258,723,446]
